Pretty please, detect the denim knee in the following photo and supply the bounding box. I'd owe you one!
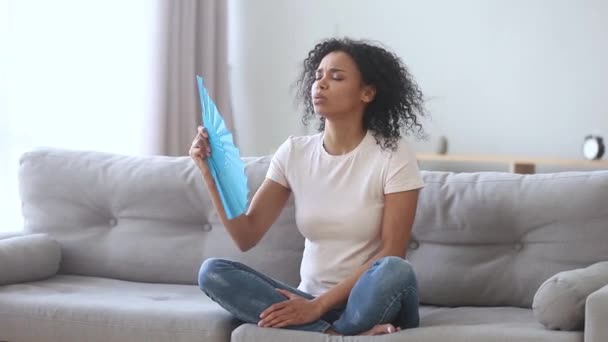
[372,256,417,289]
[331,257,418,334]
[198,257,230,293]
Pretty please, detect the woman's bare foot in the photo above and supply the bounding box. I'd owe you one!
[360,323,401,336]
[326,324,401,336]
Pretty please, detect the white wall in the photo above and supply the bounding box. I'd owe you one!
[228,0,608,164]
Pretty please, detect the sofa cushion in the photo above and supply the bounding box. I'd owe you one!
[232,306,583,342]
[0,234,61,285]
[410,171,608,308]
[533,261,608,331]
[18,148,608,308]
[0,275,240,342]
[0,231,29,240]
[18,148,304,287]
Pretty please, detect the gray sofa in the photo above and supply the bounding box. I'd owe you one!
[1,147,607,342]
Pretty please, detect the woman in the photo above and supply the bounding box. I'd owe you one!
[190,37,426,336]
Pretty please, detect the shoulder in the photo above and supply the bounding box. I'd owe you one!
[377,134,424,191]
[372,133,418,162]
[289,133,322,148]
[393,136,418,158]
[276,133,322,154]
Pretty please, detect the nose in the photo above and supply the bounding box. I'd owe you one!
[316,77,328,90]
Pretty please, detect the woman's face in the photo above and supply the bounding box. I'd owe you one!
[311,51,375,120]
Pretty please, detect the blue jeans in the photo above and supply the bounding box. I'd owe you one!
[198,256,419,335]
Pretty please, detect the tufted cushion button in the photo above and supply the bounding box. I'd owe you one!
[514,242,523,251]
[108,218,117,227]
[409,240,419,250]
[202,223,212,232]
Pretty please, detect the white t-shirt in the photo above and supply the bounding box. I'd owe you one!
[265,129,424,297]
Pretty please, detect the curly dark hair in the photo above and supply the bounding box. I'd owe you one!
[295,38,427,150]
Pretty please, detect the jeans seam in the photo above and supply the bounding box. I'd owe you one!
[221,259,313,299]
[377,285,415,323]
[202,264,275,324]
[203,261,330,333]
[309,320,332,333]
[202,288,252,323]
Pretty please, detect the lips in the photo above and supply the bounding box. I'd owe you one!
[312,94,327,104]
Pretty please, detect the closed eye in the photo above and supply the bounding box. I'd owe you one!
[314,72,344,81]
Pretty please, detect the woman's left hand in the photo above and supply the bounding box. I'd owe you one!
[258,289,325,328]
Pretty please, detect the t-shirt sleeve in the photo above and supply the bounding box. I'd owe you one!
[265,136,292,189]
[384,139,425,194]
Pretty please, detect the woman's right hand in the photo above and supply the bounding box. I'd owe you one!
[188,126,291,250]
[189,126,211,176]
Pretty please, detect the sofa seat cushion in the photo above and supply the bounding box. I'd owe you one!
[232,306,583,342]
[0,275,240,342]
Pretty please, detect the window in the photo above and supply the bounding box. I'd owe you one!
[1,0,160,232]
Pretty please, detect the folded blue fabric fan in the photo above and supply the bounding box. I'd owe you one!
[196,75,249,220]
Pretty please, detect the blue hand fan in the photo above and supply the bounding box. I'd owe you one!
[196,75,249,220]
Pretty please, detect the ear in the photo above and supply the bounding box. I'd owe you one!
[361,85,376,104]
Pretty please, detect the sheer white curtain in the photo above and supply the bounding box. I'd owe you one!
[1,0,233,233]
[1,0,162,232]
[0,0,10,232]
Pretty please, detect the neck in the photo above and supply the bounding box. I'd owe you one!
[322,118,367,155]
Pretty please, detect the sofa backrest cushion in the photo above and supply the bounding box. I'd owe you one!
[18,148,304,287]
[19,148,608,308]
[409,171,608,307]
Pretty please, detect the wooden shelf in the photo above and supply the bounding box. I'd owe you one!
[416,153,608,174]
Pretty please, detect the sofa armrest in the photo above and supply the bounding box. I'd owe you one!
[0,233,62,286]
[585,284,608,342]
[533,260,608,330]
